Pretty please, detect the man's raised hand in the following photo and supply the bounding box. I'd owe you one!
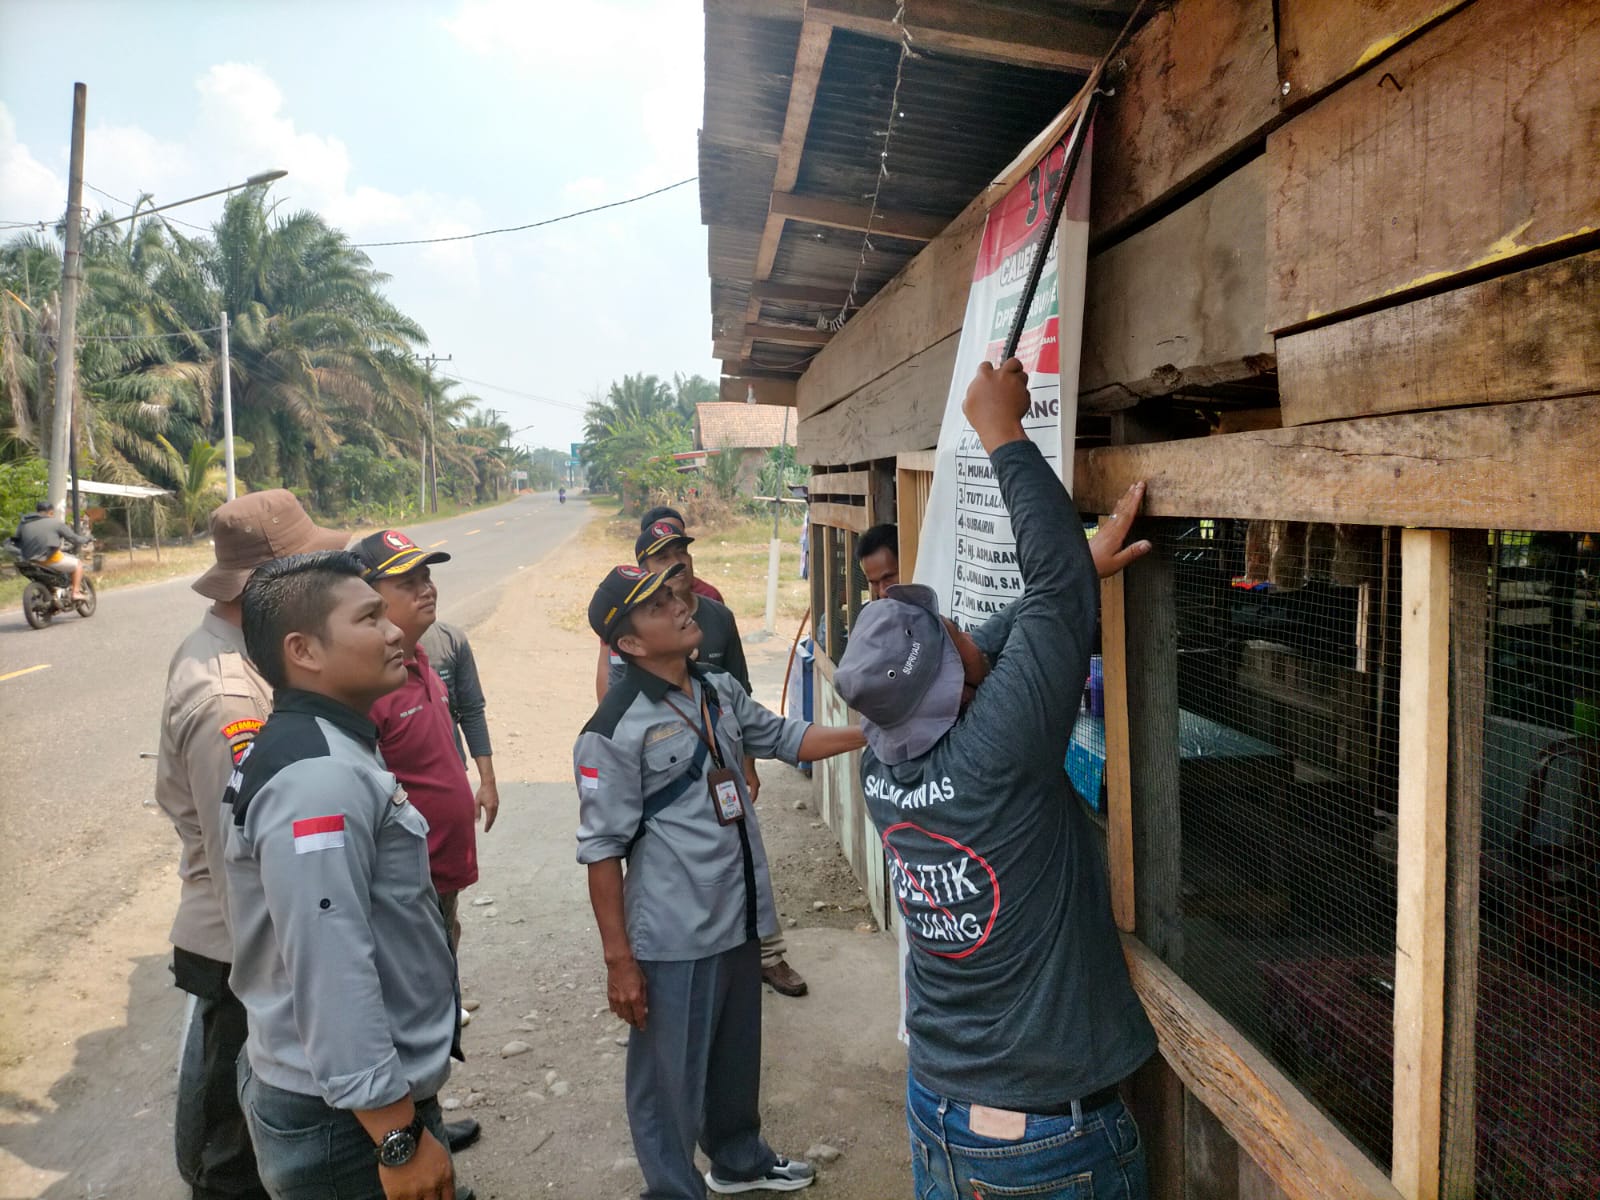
[963,358,1031,453]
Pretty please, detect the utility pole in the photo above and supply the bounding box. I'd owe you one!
[220,311,237,499]
[46,83,87,515]
[416,353,451,514]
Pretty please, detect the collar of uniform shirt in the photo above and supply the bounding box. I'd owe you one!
[626,659,716,703]
[273,688,380,747]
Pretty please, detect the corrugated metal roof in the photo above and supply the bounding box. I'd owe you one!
[699,2,1122,390]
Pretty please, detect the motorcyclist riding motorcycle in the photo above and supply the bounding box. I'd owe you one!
[15,501,88,600]
[558,487,567,504]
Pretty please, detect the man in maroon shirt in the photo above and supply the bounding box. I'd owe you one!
[348,528,484,1158]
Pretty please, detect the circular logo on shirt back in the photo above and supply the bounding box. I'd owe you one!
[883,822,1000,959]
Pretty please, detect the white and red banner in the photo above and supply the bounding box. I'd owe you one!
[913,115,1093,628]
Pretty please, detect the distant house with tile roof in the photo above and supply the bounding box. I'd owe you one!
[693,402,796,494]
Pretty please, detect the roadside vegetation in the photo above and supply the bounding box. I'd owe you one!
[0,185,570,543]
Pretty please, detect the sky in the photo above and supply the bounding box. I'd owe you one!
[0,0,717,451]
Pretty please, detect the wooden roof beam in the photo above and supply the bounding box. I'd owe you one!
[769,191,947,241]
[745,322,835,347]
[804,0,1112,73]
[743,18,835,362]
[751,281,851,306]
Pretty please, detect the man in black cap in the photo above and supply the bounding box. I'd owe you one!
[574,562,866,1197]
[599,521,810,998]
[835,358,1154,1200]
[347,529,484,1158]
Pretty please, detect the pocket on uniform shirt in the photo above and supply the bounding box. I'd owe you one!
[381,798,434,902]
[642,728,700,780]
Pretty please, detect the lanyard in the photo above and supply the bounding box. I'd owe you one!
[663,686,726,771]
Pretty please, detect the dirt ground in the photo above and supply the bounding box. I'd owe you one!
[0,508,911,1200]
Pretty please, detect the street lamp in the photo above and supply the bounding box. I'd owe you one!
[42,84,288,516]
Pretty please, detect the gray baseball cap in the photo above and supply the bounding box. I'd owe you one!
[834,584,964,764]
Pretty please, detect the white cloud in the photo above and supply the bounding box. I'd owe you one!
[0,104,66,228]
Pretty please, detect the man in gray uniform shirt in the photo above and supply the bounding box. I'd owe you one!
[836,359,1155,1200]
[226,551,464,1200]
[575,562,865,1198]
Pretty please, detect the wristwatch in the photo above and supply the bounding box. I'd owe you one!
[376,1110,427,1168]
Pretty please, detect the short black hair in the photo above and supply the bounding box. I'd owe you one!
[639,505,685,532]
[35,501,53,513]
[857,524,899,561]
[242,551,366,691]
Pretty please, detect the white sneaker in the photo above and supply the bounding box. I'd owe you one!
[705,1156,815,1193]
[459,1006,473,1027]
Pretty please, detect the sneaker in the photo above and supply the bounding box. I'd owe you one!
[761,960,809,997]
[705,1156,815,1193]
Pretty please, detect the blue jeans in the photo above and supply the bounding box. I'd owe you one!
[237,1058,452,1200]
[907,1073,1148,1200]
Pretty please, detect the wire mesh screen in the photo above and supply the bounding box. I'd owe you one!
[1126,519,1402,1167]
[1444,531,1600,1200]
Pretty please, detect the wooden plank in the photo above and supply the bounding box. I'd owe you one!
[1276,0,1472,102]
[895,450,935,473]
[1129,1054,1187,1198]
[719,375,797,406]
[1440,530,1487,1198]
[796,80,1101,420]
[798,332,957,465]
[1093,0,1279,238]
[1081,156,1274,400]
[1126,521,1184,966]
[810,500,869,533]
[1267,0,1600,331]
[744,322,833,348]
[1100,570,1136,933]
[804,0,1111,73]
[808,469,869,496]
[1072,394,1600,531]
[743,20,833,359]
[1279,249,1600,426]
[752,280,849,306]
[769,191,946,241]
[1239,1154,1293,1200]
[1392,530,1450,1200]
[1125,935,1405,1200]
[1187,1094,1242,1200]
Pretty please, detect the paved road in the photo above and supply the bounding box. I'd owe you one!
[0,491,590,987]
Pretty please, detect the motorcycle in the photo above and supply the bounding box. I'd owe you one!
[558,489,567,505]
[4,538,97,629]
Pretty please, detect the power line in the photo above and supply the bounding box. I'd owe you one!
[349,177,696,248]
[437,371,587,413]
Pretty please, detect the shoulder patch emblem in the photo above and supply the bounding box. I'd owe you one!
[222,717,265,764]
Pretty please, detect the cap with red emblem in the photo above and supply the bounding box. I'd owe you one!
[347,529,452,582]
[588,562,686,642]
[635,521,695,564]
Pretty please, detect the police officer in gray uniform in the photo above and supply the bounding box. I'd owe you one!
[574,562,865,1198]
[226,551,464,1200]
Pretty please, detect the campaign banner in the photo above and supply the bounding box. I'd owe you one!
[912,117,1092,628]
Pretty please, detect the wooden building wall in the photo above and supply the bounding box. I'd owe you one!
[797,1,1600,1198]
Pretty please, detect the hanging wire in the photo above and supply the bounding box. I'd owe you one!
[826,2,917,333]
[350,177,697,248]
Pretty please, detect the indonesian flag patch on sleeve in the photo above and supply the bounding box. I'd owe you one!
[579,766,599,791]
[292,815,346,854]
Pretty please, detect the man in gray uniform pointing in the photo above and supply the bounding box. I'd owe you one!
[575,562,866,1198]
[226,551,463,1200]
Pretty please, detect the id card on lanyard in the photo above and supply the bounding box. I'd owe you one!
[665,688,745,825]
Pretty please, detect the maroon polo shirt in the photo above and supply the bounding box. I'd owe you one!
[370,644,479,894]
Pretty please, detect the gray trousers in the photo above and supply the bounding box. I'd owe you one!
[627,938,777,1199]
